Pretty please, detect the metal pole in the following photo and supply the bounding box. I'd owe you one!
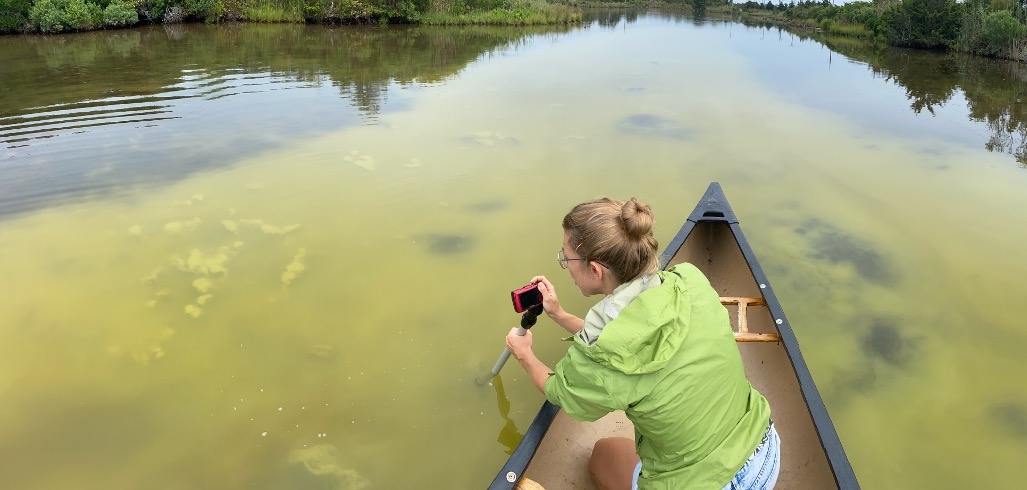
[484,305,543,380]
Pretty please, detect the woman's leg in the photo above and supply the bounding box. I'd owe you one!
[589,437,641,490]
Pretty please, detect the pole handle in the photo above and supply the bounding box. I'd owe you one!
[488,304,544,379]
[489,326,526,377]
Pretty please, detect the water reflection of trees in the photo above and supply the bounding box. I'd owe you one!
[586,9,639,29]
[0,23,574,220]
[812,32,1027,166]
[962,60,1027,165]
[0,23,573,122]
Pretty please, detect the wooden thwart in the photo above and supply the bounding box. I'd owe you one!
[514,477,545,490]
[721,296,781,343]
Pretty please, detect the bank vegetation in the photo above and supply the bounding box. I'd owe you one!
[0,0,581,33]
[736,0,1027,62]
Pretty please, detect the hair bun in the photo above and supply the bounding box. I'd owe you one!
[620,198,654,239]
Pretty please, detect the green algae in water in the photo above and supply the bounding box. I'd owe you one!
[281,248,307,286]
[343,150,376,170]
[192,277,214,293]
[287,444,370,490]
[238,219,301,235]
[174,247,234,276]
[163,217,203,235]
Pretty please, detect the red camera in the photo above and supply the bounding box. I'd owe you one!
[511,283,542,313]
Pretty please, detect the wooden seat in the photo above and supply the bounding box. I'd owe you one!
[721,296,781,343]
[515,477,545,490]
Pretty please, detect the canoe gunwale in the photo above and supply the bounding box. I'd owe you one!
[486,401,560,490]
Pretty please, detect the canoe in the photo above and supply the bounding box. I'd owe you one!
[487,182,860,490]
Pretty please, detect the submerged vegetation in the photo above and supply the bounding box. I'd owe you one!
[736,0,1027,62]
[0,0,581,33]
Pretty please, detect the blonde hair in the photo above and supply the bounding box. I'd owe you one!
[562,197,659,283]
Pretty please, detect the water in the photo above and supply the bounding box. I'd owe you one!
[1,13,1026,489]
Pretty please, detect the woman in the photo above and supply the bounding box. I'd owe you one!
[505,197,780,490]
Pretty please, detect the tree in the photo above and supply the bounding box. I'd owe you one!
[693,0,707,17]
[881,0,961,49]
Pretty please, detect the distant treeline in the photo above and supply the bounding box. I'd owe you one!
[0,0,580,34]
[737,0,1027,61]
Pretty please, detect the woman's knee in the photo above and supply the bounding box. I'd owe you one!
[589,437,639,490]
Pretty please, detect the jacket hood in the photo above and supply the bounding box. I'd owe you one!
[580,264,695,374]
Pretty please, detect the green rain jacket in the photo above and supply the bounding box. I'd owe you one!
[543,263,771,490]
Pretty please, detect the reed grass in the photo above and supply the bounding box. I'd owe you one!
[242,0,304,22]
[824,20,872,38]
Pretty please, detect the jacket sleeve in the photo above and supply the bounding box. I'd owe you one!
[543,347,621,422]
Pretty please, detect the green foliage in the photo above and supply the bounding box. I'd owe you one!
[29,0,103,32]
[738,0,1022,58]
[301,0,372,21]
[243,0,303,22]
[466,0,506,10]
[835,1,878,34]
[375,0,418,19]
[184,0,218,21]
[822,19,873,37]
[692,0,706,17]
[1,0,34,33]
[419,0,578,24]
[989,0,1014,12]
[12,0,579,31]
[957,1,1027,56]
[102,1,137,26]
[881,0,960,49]
[981,10,1027,54]
[136,0,167,22]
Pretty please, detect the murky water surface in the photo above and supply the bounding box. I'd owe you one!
[1,12,1026,489]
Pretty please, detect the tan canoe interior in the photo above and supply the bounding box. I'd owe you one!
[520,221,839,490]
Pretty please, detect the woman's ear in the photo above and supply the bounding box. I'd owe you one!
[589,261,604,278]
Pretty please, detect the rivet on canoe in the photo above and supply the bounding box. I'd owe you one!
[775,319,783,324]
[506,472,517,483]
[759,284,766,289]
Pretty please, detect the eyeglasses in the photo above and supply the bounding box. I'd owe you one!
[557,249,591,269]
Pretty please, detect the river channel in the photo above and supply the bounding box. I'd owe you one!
[1,11,1025,489]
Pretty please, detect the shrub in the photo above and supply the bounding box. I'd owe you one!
[1,0,34,33]
[184,0,217,21]
[836,1,878,34]
[881,0,960,49]
[102,1,137,26]
[29,0,103,32]
[958,3,1027,56]
[980,10,1027,55]
[466,0,507,9]
[62,0,101,27]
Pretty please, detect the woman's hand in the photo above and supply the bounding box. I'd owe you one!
[531,275,584,334]
[505,328,534,360]
[505,327,554,394]
[531,275,563,318]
